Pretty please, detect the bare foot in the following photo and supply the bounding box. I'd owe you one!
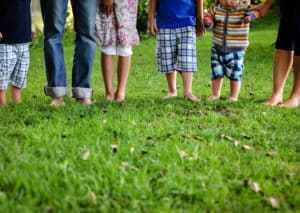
[207,96,220,101]
[262,95,282,106]
[279,97,299,108]
[1,103,8,108]
[77,98,93,105]
[226,97,238,102]
[163,92,177,99]
[184,93,201,102]
[106,95,115,101]
[115,93,125,102]
[50,97,65,106]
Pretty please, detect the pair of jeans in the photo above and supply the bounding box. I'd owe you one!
[40,0,97,99]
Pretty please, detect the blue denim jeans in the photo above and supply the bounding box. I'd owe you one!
[40,0,97,99]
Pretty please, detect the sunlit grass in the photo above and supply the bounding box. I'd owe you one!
[1,9,299,212]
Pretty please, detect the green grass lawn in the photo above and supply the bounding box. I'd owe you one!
[1,11,300,212]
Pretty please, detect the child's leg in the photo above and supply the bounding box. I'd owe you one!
[101,53,115,100]
[208,78,223,100]
[164,72,177,98]
[263,49,293,106]
[11,86,22,103]
[181,71,200,102]
[280,55,300,107]
[229,80,241,101]
[115,55,131,102]
[0,90,7,107]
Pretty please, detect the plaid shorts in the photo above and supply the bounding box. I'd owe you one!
[0,43,30,90]
[211,46,245,81]
[156,26,197,73]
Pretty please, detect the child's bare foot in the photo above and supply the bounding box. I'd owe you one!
[163,92,177,99]
[50,97,65,106]
[106,95,115,101]
[115,92,125,102]
[226,97,238,102]
[184,93,201,102]
[262,95,282,106]
[279,97,299,108]
[0,103,8,108]
[207,96,220,101]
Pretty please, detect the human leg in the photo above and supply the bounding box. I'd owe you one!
[40,0,68,104]
[181,71,200,102]
[11,86,22,103]
[0,44,13,107]
[208,77,223,101]
[208,47,224,101]
[156,28,177,98]
[10,43,30,104]
[176,27,199,102]
[222,50,244,102]
[71,0,97,102]
[229,80,241,101]
[164,72,177,99]
[115,56,131,102]
[280,8,300,107]
[263,49,293,106]
[101,53,115,101]
[0,90,7,107]
[280,55,300,107]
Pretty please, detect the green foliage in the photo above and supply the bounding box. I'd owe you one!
[137,0,149,33]
[1,13,300,212]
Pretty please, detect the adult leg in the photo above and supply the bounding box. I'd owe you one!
[71,0,97,104]
[40,0,68,105]
[263,49,293,106]
[181,71,200,102]
[0,90,7,107]
[164,72,177,99]
[207,78,223,101]
[280,55,300,107]
[115,56,131,102]
[101,53,115,101]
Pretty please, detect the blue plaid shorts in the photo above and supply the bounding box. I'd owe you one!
[0,43,30,90]
[156,26,197,73]
[211,46,245,81]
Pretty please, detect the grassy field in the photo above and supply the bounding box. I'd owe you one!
[1,9,300,212]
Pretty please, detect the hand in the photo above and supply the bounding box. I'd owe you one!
[203,17,212,26]
[254,0,272,17]
[148,19,158,36]
[102,0,114,16]
[0,32,2,41]
[196,24,206,37]
[243,15,251,24]
[31,32,36,38]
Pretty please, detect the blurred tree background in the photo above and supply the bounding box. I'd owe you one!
[31,0,275,34]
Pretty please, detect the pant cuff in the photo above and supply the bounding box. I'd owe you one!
[72,87,93,99]
[44,86,68,98]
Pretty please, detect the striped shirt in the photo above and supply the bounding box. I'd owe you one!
[207,4,259,53]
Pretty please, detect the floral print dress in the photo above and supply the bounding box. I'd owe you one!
[95,0,140,48]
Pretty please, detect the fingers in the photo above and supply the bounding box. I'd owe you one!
[148,23,158,36]
[243,16,251,24]
[196,27,206,37]
[101,0,114,16]
[105,5,113,16]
